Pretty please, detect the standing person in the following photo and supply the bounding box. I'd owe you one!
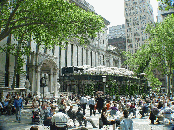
[88,96,96,116]
[14,95,23,123]
[80,95,87,115]
[96,95,104,113]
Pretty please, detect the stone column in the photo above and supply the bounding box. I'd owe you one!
[53,70,57,96]
[54,72,58,98]
[36,68,40,97]
[31,52,35,95]
[49,68,53,93]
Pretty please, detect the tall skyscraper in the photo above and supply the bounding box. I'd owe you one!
[124,0,154,54]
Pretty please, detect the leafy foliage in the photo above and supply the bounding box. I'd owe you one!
[0,0,105,74]
[124,14,174,91]
[157,0,174,10]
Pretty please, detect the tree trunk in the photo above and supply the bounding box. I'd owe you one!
[167,74,170,97]
[167,59,172,97]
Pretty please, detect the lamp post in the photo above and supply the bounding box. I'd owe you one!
[139,73,146,95]
[41,73,48,105]
[102,76,106,94]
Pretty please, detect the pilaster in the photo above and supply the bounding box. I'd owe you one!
[36,68,40,96]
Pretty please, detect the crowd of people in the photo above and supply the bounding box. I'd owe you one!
[0,92,174,129]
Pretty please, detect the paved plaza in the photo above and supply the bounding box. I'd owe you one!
[0,101,173,130]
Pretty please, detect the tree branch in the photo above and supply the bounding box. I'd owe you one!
[3,1,21,36]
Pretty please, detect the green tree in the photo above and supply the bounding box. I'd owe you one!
[124,14,174,97]
[146,14,174,97]
[0,0,105,69]
[0,0,104,43]
[0,0,105,88]
[157,0,174,10]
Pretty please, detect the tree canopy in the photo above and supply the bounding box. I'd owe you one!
[124,14,174,93]
[0,0,105,46]
[157,0,174,10]
[0,0,105,74]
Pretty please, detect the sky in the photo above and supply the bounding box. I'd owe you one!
[85,0,159,27]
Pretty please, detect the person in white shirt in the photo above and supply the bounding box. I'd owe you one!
[88,96,95,116]
[80,95,87,115]
[51,111,69,130]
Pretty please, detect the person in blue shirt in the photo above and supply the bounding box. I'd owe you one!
[14,95,23,122]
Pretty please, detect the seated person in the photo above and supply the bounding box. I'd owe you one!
[129,102,136,118]
[67,106,76,127]
[171,101,174,111]
[44,106,56,126]
[161,103,173,124]
[51,111,69,130]
[140,102,148,117]
[3,99,9,114]
[76,108,97,128]
[120,110,133,130]
[106,101,111,110]
[110,103,118,116]
[101,107,111,126]
[0,101,3,115]
[59,99,66,113]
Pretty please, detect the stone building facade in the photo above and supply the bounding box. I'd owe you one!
[124,0,154,54]
[108,25,126,68]
[0,0,121,97]
[108,24,125,39]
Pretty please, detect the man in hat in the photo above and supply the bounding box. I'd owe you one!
[96,95,104,113]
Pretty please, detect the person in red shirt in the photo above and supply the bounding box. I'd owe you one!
[106,101,111,110]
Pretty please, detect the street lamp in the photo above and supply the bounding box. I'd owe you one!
[40,73,48,105]
[102,76,106,94]
[139,73,146,95]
